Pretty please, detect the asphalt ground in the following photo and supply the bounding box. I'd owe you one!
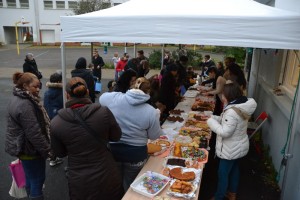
[0,46,163,200]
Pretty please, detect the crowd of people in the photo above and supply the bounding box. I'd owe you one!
[5,49,256,200]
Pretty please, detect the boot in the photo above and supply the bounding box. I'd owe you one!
[225,192,237,200]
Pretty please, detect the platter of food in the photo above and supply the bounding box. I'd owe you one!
[130,171,170,198]
[169,109,185,115]
[181,147,208,163]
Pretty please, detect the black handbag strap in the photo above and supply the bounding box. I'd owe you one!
[72,109,109,148]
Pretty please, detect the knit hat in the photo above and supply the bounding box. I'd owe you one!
[75,57,87,69]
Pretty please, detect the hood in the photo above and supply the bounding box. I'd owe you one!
[225,98,257,118]
[46,82,62,88]
[58,103,99,123]
[75,57,87,69]
[71,68,92,78]
[125,89,150,106]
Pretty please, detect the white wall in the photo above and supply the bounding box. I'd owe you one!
[275,0,300,13]
[249,49,300,200]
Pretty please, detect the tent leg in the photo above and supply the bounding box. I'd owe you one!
[161,44,164,70]
[133,43,136,58]
[60,42,67,108]
[91,42,94,61]
[125,42,127,53]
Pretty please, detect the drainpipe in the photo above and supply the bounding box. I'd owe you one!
[33,0,41,45]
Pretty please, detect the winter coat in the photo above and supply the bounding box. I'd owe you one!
[50,100,123,200]
[23,58,42,79]
[92,55,105,78]
[100,89,163,146]
[207,97,257,160]
[71,68,95,103]
[44,82,63,120]
[6,89,50,158]
[158,72,178,113]
[116,59,127,72]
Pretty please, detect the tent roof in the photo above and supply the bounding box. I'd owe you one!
[60,0,300,49]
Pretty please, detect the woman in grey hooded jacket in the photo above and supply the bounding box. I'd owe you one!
[207,82,257,200]
[100,77,163,191]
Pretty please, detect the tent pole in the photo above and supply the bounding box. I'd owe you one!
[125,42,127,53]
[60,42,67,108]
[91,42,94,61]
[133,43,136,58]
[161,44,164,70]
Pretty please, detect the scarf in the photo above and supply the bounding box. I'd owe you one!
[13,87,50,141]
[65,97,92,108]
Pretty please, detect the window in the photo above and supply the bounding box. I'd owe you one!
[282,50,300,94]
[7,0,16,8]
[68,1,77,9]
[20,0,29,8]
[0,0,3,7]
[44,0,53,9]
[56,1,65,9]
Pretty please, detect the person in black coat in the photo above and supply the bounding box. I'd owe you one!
[158,64,179,116]
[92,49,105,81]
[199,54,216,77]
[23,53,43,88]
[71,57,96,103]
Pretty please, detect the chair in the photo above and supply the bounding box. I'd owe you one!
[247,111,268,139]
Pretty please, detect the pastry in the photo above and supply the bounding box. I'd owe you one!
[170,180,193,194]
[147,143,162,154]
[166,158,186,167]
[173,143,182,157]
[169,167,195,181]
[156,140,171,147]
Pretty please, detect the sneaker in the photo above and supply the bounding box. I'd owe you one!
[49,157,63,167]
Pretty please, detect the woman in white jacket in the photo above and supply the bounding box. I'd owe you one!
[207,82,257,200]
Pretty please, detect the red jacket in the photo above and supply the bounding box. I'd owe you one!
[116,60,127,72]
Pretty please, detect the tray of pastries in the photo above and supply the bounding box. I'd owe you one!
[169,109,185,115]
[166,116,184,122]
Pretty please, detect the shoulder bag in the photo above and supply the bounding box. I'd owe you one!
[72,109,110,151]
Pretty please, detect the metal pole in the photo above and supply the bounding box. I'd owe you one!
[60,42,67,108]
[15,22,20,55]
[133,43,136,58]
[124,42,127,53]
[161,44,164,70]
[91,42,94,61]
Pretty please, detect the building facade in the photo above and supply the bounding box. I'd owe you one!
[0,0,129,45]
[248,1,300,199]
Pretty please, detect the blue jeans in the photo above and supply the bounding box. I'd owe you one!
[21,159,46,198]
[117,159,147,192]
[215,158,240,200]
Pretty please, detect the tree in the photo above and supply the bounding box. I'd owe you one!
[73,0,111,15]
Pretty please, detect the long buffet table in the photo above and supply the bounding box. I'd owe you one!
[122,89,212,200]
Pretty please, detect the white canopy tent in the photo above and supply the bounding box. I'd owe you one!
[59,0,300,104]
[61,0,300,49]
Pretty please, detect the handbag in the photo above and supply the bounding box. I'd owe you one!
[9,159,26,188]
[95,80,102,93]
[9,176,27,199]
[72,109,110,151]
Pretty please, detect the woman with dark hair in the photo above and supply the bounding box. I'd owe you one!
[100,77,163,191]
[114,69,137,93]
[50,77,123,200]
[71,57,96,102]
[207,82,257,200]
[158,63,179,116]
[6,72,51,200]
[224,63,247,91]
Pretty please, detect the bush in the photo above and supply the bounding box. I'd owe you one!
[148,49,163,69]
[148,49,203,70]
[211,46,246,67]
[103,63,114,69]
